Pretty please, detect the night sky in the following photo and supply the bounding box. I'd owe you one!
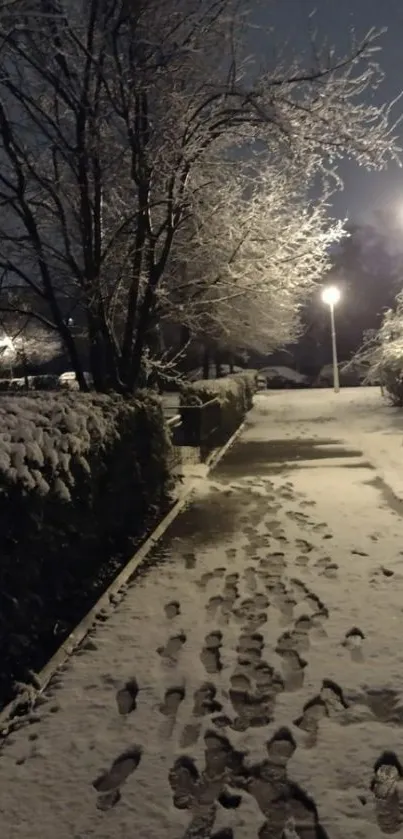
[252,0,403,223]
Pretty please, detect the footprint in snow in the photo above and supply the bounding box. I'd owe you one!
[160,686,185,717]
[295,539,314,554]
[160,686,185,738]
[206,594,224,620]
[164,600,181,619]
[370,566,395,584]
[157,632,187,663]
[180,723,201,748]
[197,572,215,589]
[244,566,258,592]
[276,647,307,692]
[311,522,329,534]
[371,752,403,835]
[183,552,197,569]
[93,746,142,810]
[316,557,339,579]
[116,678,139,715]
[286,510,310,524]
[200,631,223,674]
[342,627,365,662]
[193,682,222,716]
[180,683,223,747]
[213,567,227,579]
[294,679,349,746]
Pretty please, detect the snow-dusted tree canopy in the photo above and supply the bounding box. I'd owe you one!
[161,161,345,354]
[0,0,399,390]
[347,292,403,404]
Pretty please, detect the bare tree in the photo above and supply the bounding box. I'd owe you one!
[0,0,399,391]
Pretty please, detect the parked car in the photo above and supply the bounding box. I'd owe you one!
[259,366,309,389]
[313,363,366,388]
[187,365,244,381]
[58,370,93,389]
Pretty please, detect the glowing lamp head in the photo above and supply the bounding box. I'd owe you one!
[0,336,15,357]
[321,286,340,307]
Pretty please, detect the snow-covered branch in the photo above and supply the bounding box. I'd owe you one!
[161,160,344,352]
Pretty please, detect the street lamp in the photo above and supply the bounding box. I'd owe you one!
[321,285,341,393]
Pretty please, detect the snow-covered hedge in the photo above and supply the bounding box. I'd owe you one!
[0,391,172,702]
[228,370,258,411]
[180,372,257,442]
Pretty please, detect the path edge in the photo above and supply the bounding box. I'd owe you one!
[0,417,246,732]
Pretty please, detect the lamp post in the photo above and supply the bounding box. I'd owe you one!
[321,285,341,393]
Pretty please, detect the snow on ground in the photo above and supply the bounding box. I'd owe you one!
[1,388,403,838]
[258,386,403,500]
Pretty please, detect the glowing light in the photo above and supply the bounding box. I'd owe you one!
[0,335,15,356]
[321,285,341,307]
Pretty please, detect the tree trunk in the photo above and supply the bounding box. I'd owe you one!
[215,351,223,378]
[85,303,125,393]
[202,346,210,379]
[88,335,107,391]
[127,284,155,391]
[180,324,190,350]
[21,348,29,390]
[61,325,88,392]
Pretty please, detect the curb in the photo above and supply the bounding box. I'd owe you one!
[0,418,246,732]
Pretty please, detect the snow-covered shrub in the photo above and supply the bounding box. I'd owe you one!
[229,370,258,411]
[346,298,403,404]
[0,390,172,538]
[0,391,172,701]
[180,373,256,442]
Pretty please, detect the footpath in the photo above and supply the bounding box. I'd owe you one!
[1,389,403,839]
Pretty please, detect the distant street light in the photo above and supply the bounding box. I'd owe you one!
[321,285,341,393]
[0,334,15,379]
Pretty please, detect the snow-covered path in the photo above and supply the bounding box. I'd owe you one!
[2,388,403,838]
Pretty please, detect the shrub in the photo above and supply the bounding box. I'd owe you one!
[346,301,403,405]
[0,391,173,703]
[229,370,258,411]
[180,371,257,443]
